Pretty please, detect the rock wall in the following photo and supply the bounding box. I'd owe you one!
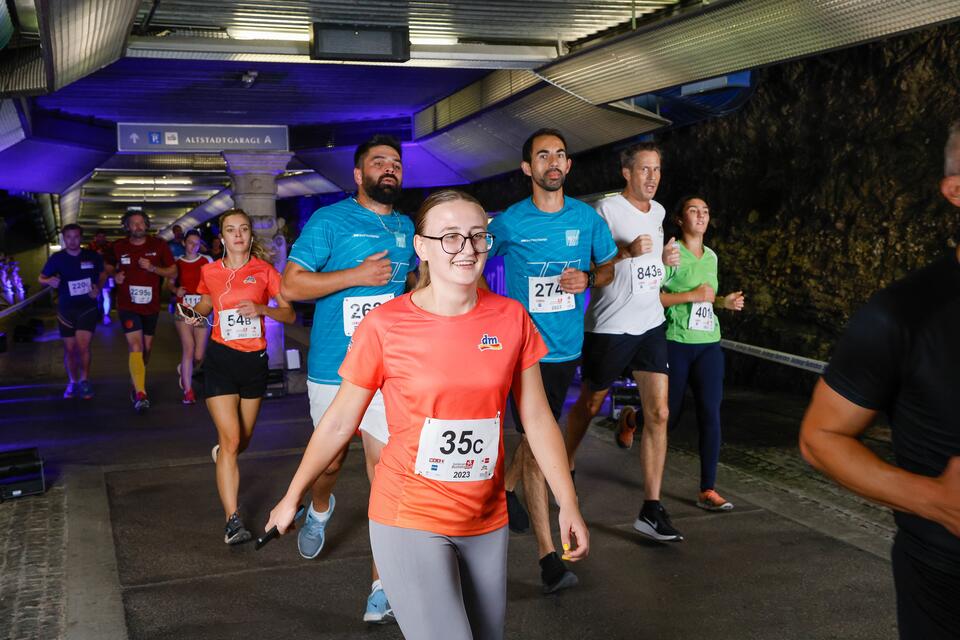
[463,21,960,392]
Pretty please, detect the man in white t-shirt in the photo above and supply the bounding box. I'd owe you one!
[564,142,685,542]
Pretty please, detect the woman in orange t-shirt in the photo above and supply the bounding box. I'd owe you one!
[169,229,212,404]
[267,190,588,640]
[179,209,295,545]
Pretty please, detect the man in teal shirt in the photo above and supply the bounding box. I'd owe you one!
[489,128,617,594]
[282,134,415,624]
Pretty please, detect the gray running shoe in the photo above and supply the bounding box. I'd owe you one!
[224,511,252,545]
[298,495,335,559]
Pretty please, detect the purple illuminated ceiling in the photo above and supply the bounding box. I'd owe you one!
[0,139,111,193]
[35,57,489,127]
[297,143,470,189]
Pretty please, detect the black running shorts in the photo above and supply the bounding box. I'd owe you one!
[509,359,579,434]
[203,340,268,399]
[581,323,669,390]
[57,305,99,337]
[891,532,960,639]
[119,310,159,336]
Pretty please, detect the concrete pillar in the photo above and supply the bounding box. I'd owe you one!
[222,151,294,376]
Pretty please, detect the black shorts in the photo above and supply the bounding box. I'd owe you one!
[509,359,579,434]
[581,324,669,390]
[203,340,268,399]
[119,310,159,336]
[57,306,99,337]
[891,533,960,639]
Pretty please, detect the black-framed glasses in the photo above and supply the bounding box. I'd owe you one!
[420,232,495,255]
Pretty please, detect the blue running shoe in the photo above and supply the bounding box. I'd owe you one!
[297,494,335,559]
[63,382,76,399]
[363,581,396,624]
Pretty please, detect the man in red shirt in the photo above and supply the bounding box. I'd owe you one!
[106,210,176,412]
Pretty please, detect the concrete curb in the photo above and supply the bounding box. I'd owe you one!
[64,466,128,640]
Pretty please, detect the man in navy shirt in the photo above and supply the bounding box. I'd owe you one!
[39,223,106,399]
[800,120,960,639]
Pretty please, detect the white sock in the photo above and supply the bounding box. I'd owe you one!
[307,495,334,521]
[371,579,383,593]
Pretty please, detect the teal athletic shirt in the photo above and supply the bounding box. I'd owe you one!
[662,243,721,344]
[288,197,415,384]
[489,196,617,362]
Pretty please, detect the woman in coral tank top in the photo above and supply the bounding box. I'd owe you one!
[267,190,588,640]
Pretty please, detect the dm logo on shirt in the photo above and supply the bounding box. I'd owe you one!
[565,229,580,247]
[243,275,256,284]
[477,333,503,351]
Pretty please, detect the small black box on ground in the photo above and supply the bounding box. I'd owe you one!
[264,368,286,399]
[0,447,46,500]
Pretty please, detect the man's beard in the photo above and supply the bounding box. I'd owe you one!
[363,175,402,205]
[533,170,565,192]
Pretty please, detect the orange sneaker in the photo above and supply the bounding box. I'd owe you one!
[182,389,196,405]
[615,406,637,449]
[697,489,734,511]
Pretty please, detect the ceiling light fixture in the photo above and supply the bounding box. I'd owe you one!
[113,177,193,185]
[227,28,310,42]
[409,36,459,46]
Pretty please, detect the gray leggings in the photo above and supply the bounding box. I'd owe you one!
[369,521,509,640]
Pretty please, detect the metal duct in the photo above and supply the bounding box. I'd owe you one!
[418,84,669,182]
[158,172,341,239]
[0,0,141,97]
[537,0,960,106]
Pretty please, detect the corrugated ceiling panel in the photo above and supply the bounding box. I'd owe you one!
[415,69,540,137]
[99,153,228,171]
[538,0,960,105]
[45,0,141,91]
[0,48,46,95]
[419,84,668,182]
[0,99,26,152]
[136,1,680,43]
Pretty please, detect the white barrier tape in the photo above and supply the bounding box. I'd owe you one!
[720,339,826,374]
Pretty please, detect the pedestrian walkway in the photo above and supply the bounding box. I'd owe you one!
[0,309,898,639]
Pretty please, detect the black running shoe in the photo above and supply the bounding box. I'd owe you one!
[506,490,530,534]
[633,503,684,542]
[540,551,579,594]
[224,511,252,545]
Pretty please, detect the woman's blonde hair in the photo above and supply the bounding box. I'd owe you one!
[413,189,486,290]
[218,208,273,262]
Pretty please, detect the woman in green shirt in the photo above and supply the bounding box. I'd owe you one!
[660,196,744,511]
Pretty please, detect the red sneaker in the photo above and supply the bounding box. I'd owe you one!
[182,389,196,405]
[616,406,637,449]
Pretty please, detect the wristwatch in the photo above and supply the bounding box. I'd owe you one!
[586,270,596,288]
